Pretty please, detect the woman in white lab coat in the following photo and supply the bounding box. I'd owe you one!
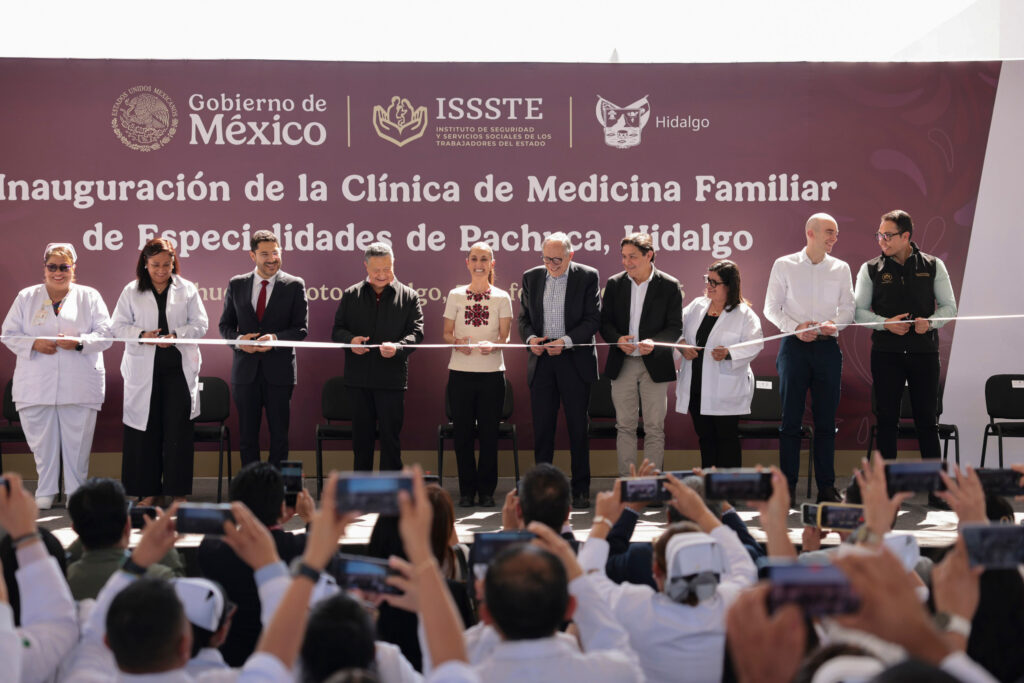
[675,260,763,468]
[111,238,208,503]
[1,243,112,509]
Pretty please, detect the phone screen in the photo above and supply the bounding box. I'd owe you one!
[470,530,536,578]
[176,504,235,535]
[976,469,1024,497]
[884,461,946,493]
[335,474,413,516]
[330,554,402,595]
[620,477,671,502]
[766,563,860,617]
[818,504,864,531]
[801,503,819,527]
[704,470,772,500]
[280,461,303,506]
[962,524,1024,569]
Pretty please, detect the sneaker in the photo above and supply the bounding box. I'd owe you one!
[816,487,842,504]
[458,494,475,508]
[35,495,54,510]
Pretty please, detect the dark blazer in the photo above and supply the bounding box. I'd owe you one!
[331,279,425,391]
[517,262,601,386]
[599,267,683,383]
[218,271,308,385]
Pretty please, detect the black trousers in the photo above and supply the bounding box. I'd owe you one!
[448,370,504,498]
[871,349,941,460]
[349,386,405,471]
[233,375,294,467]
[122,361,194,496]
[530,353,591,497]
[689,395,742,469]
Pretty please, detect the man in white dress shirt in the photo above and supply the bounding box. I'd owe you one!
[764,213,855,503]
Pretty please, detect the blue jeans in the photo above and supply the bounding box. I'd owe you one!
[777,336,842,489]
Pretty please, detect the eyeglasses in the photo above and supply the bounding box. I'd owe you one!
[542,256,564,266]
[45,263,73,273]
[703,275,724,288]
[875,232,902,242]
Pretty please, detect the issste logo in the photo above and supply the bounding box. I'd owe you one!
[111,85,178,152]
[373,96,428,147]
[595,95,650,150]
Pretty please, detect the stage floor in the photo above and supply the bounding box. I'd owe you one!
[32,476,1024,553]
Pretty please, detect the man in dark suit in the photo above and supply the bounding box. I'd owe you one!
[218,229,308,467]
[600,232,683,476]
[331,242,424,471]
[518,232,600,508]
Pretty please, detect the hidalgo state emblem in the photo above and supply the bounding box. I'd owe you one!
[595,95,651,149]
[373,96,428,147]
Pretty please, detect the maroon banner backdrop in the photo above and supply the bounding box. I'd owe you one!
[0,59,1000,454]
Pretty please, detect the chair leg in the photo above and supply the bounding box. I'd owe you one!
[953,427,960,467]
[436,427,445,484]
[997,425,1005,468]
[981,427,990,468]
[866,426,875,460]
[512,426,520,487]
[226,428,233,486]
[315,436,324,500]
[216,435,225,503]
[806,433,814,499]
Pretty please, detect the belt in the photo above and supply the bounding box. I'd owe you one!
[814,335,837,342]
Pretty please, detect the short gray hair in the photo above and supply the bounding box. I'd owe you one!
[363,242,394,263]
[542,232,573,254]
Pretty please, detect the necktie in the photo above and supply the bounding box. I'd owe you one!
[256,279,268,322]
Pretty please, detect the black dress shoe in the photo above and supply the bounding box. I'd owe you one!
[572,494,590,509]
[479,495,496,508]
[816,487,842,503]
[928,492,950,510]
[458,494,475,508]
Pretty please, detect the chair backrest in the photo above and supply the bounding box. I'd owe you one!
[587,375,616,420]
[195,377,230,423]
[443,376,514,422]
[322,376,354,421]
[985,374,1024,420]
[743,375,783,421]
[3,380,18,423]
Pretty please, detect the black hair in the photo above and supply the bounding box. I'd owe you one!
[966,568,1024,681]
[518,463,571,532]
[229,462,285,527]
[484,545,568,640]
[68,477,129,550]
[106,578,187,673]
[300,593,377,683]
[250,229,279,252]
[880,209,914,236]
[621,232,655,262]
[135,238,180,293]
[985,494,1015,523]
[0,527,68,625]
[708,260,747,312]
[871,660,960,682]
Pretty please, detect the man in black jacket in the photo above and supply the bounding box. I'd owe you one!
[600,233,682,476]
[332,242,424,471]
[854,209,957,470]
[518,233,601,508]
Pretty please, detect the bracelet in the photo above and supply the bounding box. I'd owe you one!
[121,557,148,576]
[592,516,613,530]
[10,531,41,548]
[291,560,321,583]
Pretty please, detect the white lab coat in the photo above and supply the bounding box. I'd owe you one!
[1,283,111,408]
[675,297,763,416]
[111,277,208,431]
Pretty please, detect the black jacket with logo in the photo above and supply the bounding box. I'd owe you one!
[865,241,940,353]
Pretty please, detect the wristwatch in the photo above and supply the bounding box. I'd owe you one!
[290,558,321,583]
[592,515,613,530]
[848,524,884,546]
[121,557,148,576]
[935,612,972,639]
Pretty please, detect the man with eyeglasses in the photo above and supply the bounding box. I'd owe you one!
[518,233,601,508]
[854,210,957,501]
[764,213,855,504]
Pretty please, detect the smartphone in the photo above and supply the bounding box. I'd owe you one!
[129,505,157,529]
[334,473,413,516]
[423,474,441,486]
[280,460,303,507]
[884,461,947,493]
[765,562,860,617]
[962,523,1024,569]
[704,469,773,500]
[817,503,865,531]
[619,476,672,502]
[976,469,1024,497]
[469,530,536,570]
[328,553,402,595]
[175,503,235,535]
[800,503,819,527]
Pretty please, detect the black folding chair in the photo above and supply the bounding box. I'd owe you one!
[586,374,644,445]
[980,374,1024,467]
[193,377,233,502]
[737,375,815,498]
[437,376,520,487]
[315,377,368,498]
[866,384,959,465]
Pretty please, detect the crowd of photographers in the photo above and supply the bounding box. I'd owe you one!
[0,454,1022,683]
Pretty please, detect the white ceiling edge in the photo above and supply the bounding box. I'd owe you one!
[2,0,1022,63]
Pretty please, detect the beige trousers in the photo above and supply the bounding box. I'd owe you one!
[610,357,669,475]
